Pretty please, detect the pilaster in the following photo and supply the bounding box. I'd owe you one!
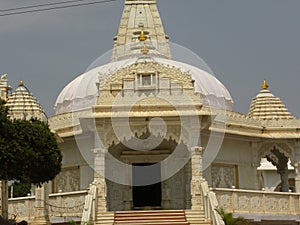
[294,162,300,193]
[93,148,107,212]
[185,161,192,209]
[294,141,300,193]
[191,146,204,210]
[33,184,50,225]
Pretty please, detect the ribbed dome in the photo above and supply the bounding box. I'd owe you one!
[6,81,46,121]
[248,81,294,120]
[54,56,233,114]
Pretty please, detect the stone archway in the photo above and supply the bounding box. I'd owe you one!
[258,143,293,192]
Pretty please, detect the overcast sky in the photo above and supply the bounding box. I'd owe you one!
[0,0,300,118]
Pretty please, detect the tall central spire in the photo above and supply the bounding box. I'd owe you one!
[111,0,171,61]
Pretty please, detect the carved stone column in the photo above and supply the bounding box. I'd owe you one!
[274,150,289,192]
[123,160,132,210]
[294,142,300,193]
[191,146,204,210]
[33,184,50,225]
[93,148,107,211]
[278,166,289,192]
[295,162,300,193]
[185,161,192,209]
[1,180,8,219]
[251,142,262,190]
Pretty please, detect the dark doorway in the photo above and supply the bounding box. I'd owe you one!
[132,163,162,208]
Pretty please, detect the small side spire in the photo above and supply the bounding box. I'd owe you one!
[261,80,269,90]
[19,80,24,86]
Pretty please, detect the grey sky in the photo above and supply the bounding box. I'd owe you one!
[0,0,299,117]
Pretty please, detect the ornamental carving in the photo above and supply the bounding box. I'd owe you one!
[218,194,231,209]
[48,195,85,217]
[265,196,278,211]
[238,196,249,209]
[250,196,261,210]
[53,167,80,193]
[211,164,237,188]
[259,143,293,164]
[103,123,191,149]
[98,62,194,91]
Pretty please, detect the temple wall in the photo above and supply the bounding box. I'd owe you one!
[203,136,259,190]
[54,137,94,193]
[164,164,189,209]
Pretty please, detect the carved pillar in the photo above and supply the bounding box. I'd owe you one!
[191,146,204,210]
[93,148,107,211]
[295,162,300,193]
[185,161,192,209]
[161,160,171,209]
[33,184,50,225]
[274,150,289,192]
[123,160,132,210]
[251,142,262,190]
[294,142,300,193]
[278,166,289,192]
[0,180,8,219]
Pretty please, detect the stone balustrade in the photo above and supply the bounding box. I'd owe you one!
[8,196,35,223]
[8,190,88,224]
[214,188,300,216]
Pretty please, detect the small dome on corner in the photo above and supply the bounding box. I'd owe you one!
[6,82,47,122]
[248,80,294,120]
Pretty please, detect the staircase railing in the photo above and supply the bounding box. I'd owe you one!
[201,181,224,225]
[81,185,97,225]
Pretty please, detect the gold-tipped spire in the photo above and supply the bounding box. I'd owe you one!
[141,45,149,55]
[262,80,269,90]
[19,80,24,86]
[138,29,147,42]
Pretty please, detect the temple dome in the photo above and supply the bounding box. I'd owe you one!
[248,80,294,120]
[6,81,47,121]
[54,0,233,115]
[54,56,233,115]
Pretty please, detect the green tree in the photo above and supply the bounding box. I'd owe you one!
[8,181,31,198]
[215,207,248,225]
[0,100,62,185]
[0,100,62,218]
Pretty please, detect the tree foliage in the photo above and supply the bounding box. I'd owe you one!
[215,207,248,225]
[9,181,31,198]
[0,100,62,186]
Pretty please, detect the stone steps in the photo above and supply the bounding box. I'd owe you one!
[113,210,189,225]
[95,210,211,225]
[95,212,114,225]
[185,210,211,225]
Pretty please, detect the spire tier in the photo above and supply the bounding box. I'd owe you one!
[112,0,171,61]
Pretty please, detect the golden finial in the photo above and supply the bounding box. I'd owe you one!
[19,80,24,86]
[138,29,147,42]
[141,45,149,55]
[261,80,269,90]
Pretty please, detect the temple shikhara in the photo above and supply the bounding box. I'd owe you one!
[1,0,300,225]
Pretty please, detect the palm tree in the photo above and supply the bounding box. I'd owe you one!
[215,207,248,225]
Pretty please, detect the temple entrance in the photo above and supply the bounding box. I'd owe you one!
[132,163,162,208]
